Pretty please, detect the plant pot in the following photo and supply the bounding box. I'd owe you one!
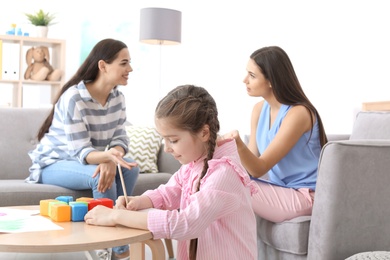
[35,26,48,38]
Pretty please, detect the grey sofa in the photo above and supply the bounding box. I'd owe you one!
[257,111,390,259]
[0,107,181,207]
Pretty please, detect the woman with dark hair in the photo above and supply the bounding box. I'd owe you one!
[223,46,327,223]
[27,38,139,260]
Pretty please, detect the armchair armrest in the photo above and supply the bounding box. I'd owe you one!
[308,140,390,259]
[327,134,350,142]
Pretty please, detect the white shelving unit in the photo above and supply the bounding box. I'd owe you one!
[0,35,65,107]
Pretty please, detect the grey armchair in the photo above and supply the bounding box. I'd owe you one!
[257,111,390,260]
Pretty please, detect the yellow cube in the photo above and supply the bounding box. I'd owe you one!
[48,201,67,217]
[39,199,58,216]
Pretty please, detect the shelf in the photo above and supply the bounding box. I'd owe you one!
[0,35,66,107]
[0,79,62,85]
[362,101,390,111]
[0,34,65,45]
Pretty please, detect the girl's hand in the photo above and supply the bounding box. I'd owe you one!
[84,205,116,226]
[116,195,153,211]
[116,195,141,211]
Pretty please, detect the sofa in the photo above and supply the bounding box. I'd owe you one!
[0,107,181,207]
[256,111,390,259]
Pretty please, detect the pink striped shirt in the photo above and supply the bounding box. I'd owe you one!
[145,139,258,260]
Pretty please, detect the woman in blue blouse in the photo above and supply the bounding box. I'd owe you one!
[223,46,327,222]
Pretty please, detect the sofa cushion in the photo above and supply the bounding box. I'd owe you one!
[350,111,390,140]
[0,108,50,180]
[257,215,311,255]
[125,126,162,173]
[0,180,92,207]
[132,173,173,196]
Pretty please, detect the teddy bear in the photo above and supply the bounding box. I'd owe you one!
[24,46,62,81]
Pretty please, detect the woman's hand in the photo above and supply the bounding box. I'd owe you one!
[92,148,138,193]
[220,130,247,151]
[217,130,240,146]
[107,147,138,170]
[93,161,116,193]
[86,146,138,169]
[222,130,240,141]
[84,205,116,226]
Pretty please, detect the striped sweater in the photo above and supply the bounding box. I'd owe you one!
[27,81,129,183]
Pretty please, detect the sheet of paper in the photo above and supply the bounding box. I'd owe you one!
[0,208,63,233]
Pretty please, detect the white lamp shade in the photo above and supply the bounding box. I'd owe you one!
[140,7,182,45]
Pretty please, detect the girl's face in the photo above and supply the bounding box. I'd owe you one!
[243,58,272,97]
[104,48,133,86]
[155,118,209,165]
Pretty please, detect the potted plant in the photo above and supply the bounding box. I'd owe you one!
[25,9,56,37]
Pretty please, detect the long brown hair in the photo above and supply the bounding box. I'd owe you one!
[251,46,327,147]
[155,85,220,260]
[37,38,127,141]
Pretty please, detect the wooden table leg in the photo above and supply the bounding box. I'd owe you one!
[130,242,146,260]
[144,239,165,260]
[164,239,175,259]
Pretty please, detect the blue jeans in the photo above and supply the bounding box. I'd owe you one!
[40,158,140,255]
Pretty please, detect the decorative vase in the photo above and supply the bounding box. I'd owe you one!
[35,26,48,38]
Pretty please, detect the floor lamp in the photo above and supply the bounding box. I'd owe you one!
[139,7,182,96]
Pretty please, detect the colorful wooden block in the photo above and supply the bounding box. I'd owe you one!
[55,195,74,203]
[50,204,71,222]
[48,201,67,217]
[39,199,58,216]
[96,198,114,208]
[87,200,100,211]
[76,197,94,202]
[69,201,88,206]
[70,202,88,222]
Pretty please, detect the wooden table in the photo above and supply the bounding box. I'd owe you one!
[0,206,165,260]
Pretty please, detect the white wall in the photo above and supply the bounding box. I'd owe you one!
[1,0,389,136]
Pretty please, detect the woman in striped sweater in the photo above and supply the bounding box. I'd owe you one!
[27,38,139,260]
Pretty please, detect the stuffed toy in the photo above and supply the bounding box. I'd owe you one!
[24,46,62,81]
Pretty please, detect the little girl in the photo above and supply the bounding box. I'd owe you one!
[85,84,258,260]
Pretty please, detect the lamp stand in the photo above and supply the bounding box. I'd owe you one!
[158,42,162,97]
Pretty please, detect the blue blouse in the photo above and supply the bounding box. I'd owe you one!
[255,101,321,190]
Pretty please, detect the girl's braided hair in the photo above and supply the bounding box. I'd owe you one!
[155,84,220,260]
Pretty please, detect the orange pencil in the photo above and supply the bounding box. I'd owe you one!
[117,164,129,207]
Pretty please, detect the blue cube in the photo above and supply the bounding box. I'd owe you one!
[55,196,74,204]
[70,202,88,222]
